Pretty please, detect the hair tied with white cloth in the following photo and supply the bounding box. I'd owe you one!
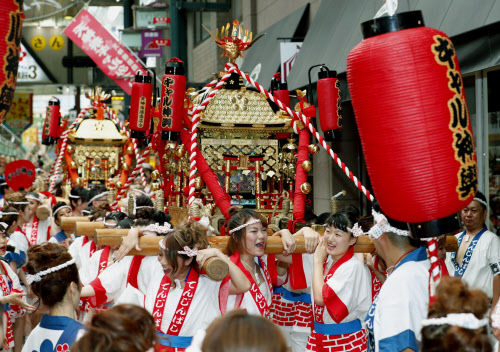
[347,223,366,237]
[143,223,173,235]
[366,209,410,239]
[0,211,20,218]
[422,313,488,330]
[53,205,71,217]
[26,258,76,285]
[229,218,261,235]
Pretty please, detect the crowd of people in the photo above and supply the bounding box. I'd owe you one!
[0,166,497,352]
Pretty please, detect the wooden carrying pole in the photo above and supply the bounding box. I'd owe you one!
[94,229,458,256]
[75,222,105,237]
[60,217,89,233]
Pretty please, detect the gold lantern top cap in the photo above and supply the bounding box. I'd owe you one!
[203,20,264,63]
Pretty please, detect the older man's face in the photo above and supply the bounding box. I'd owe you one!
[461,200,487,232]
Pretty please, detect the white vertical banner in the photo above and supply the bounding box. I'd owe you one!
[280,42,302,83]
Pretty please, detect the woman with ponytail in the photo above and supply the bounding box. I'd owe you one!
[22,243,84,351]
[83,220,250,351]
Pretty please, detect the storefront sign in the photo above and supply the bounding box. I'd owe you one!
[65,9,144,95]
[49,35,65,50]
[17,44,51,83]
[153,17,170,24]
[141,29,162,57]
[31,35,46,51]
[4,93,33,137]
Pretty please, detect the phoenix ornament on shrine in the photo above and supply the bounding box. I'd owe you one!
[203,20,264,63]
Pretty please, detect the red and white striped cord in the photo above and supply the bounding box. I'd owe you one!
[187,68,236,207]
[427,238,441,298]
[110,144,152,210]
[226,63,374,202]
[48,107,90,193]
[103,104,147,188]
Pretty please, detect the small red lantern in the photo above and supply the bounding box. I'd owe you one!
[159,57,186,141]
[5,160,36,191]
[0,0,24,124]
[317,66,342,141]
[271,74,290,109]
[129,71,153,139]
[42,97,61,146]
[347,11,476,237]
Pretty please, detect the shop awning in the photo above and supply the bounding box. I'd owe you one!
[287,0,500,92]
[239,4,309,91]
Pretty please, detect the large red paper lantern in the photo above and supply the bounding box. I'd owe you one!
[347,11,476,237]
[317,66,342,141]
[0,0,24,124]
[5,160,36,191]
[129,71,153,139]
[159,58,186,141]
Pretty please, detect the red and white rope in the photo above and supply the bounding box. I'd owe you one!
[226,63,374,202]
[427,238,441,298]
[110,144,152,210]
[48,107,90,192]
[103,104,147,188]
[187,67,237,207]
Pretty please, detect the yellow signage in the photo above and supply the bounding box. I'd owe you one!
[49,35,65,50]
[31,36,46,51]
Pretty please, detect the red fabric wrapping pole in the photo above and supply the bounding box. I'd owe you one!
[180,129,231,219]
[293,103,314,221]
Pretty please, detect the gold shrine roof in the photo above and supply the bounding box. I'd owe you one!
[68,119,128,145]
[199,88,292,130]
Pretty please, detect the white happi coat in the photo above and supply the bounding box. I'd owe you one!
[365,247,430,352]
[446,227,500,298]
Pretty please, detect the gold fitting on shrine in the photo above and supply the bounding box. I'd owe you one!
[151,170,161,181]
[69,161,77,170]
[301,160,312,172]
[300,182,311,194]
[126,146,134,155]
[308,144,320,155]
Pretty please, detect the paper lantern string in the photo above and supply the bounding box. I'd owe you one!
[143,223,173,235]
[474,197,488,208]
[421,313,488,330]
[26,258,76,285]
[229,218,261,235]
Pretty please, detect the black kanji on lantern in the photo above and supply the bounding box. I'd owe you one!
[449,71,462,95]
[433,37,455,69]
[454,130,474,163]
[450,96,468,129]
[163,77,174,88]
[458,164,478,198]
[7,12,23,47]
[5,47,19,80]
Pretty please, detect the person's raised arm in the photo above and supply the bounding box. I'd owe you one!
[113,227,143,261]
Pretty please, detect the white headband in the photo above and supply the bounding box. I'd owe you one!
[26,194,44,203]
[103,221,117,228]
[0,222,8,229]
[0,211,20,218]
[0,182,7,186]
[53,205,72,217]
[363,210,410,239]
[7,201,29,205]
[88,192,109,204]
[68,194,81,199]
[158,238,199,257]
[143,223,173,234]
[474,197,488,208]
[422,313,488,330]
[26,258,76,284]
[229,218,261,235]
